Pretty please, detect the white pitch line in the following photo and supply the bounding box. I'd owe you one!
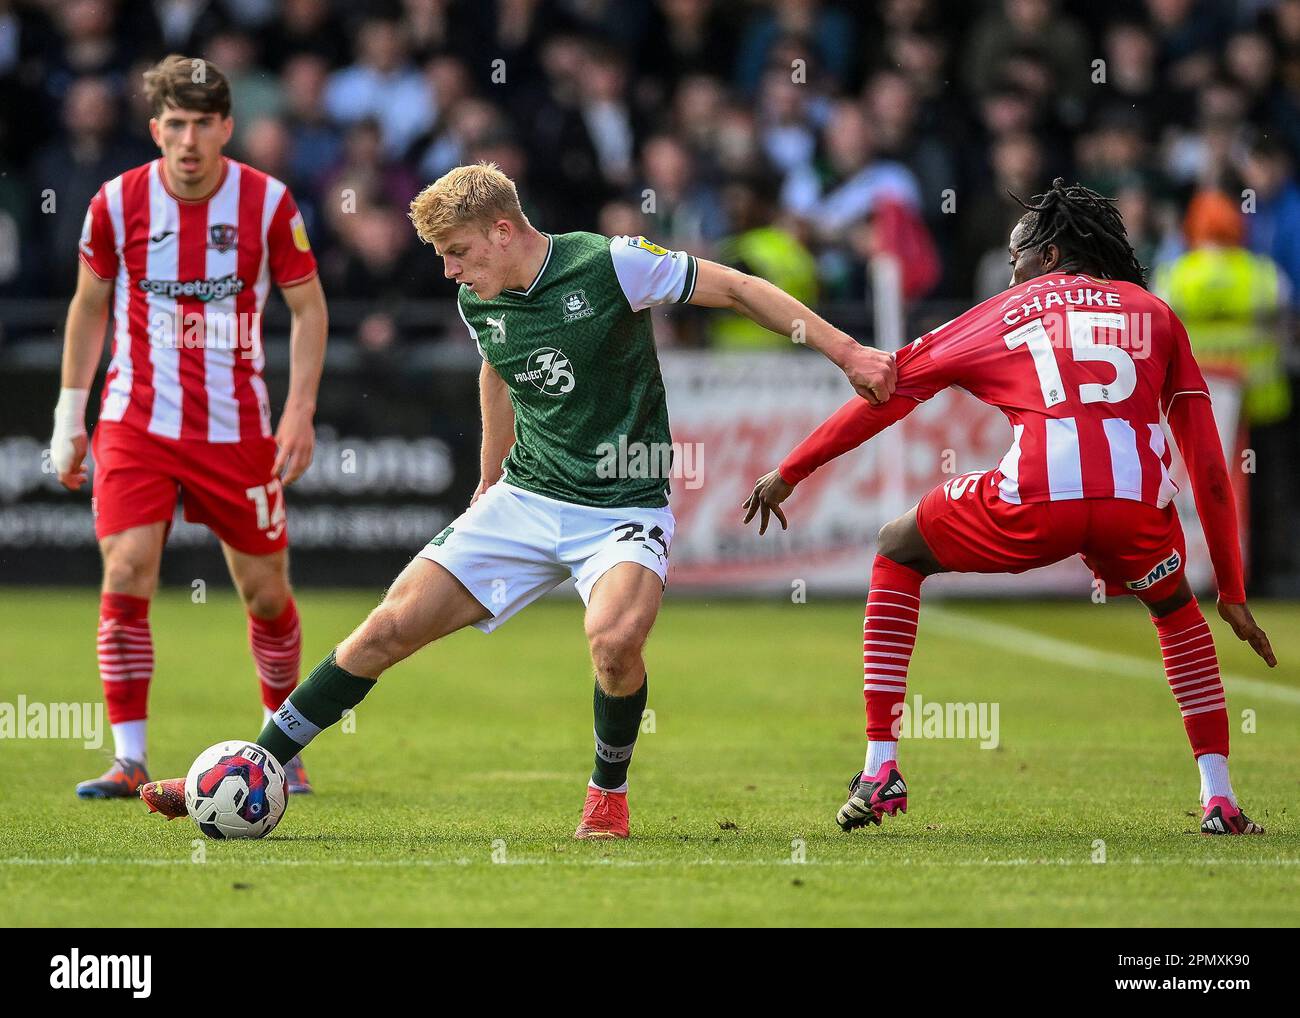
[925,608,1300,707]
[1,856,1297,870]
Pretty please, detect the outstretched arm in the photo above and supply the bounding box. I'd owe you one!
[742,395,921,534]
[689,259,897,406]
[1166,394,1275,666]
[779,395,920,484]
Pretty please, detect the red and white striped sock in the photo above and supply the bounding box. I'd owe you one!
[863,555,924,763]
[1153,599,1232,803]
[249,599,302,714]
[98,592,153,763]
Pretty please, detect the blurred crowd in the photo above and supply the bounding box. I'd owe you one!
[3,0,1299,587]
[3,0,1300,337]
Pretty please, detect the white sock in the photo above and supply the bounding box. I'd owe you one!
[1198,753,1234,806]
[588,779,628,793]
[263,705,274,726]
[112,720,147,764]
[864,740,898,775]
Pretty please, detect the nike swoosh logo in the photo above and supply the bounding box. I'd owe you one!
[149,230,174,244]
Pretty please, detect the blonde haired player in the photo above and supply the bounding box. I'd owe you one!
[55,56,328,800]
[144,162,894,838]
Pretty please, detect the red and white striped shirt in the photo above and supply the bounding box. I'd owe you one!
[897,275,1208,507]
[78,157,317,444]
[783,275,1211,508]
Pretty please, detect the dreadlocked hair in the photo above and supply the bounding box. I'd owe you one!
[1011,178,1147,287]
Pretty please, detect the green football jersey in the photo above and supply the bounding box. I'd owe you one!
[457,231,699,509]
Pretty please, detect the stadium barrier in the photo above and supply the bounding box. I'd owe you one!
[661,351,1243,597]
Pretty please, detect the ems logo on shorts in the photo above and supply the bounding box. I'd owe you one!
[561,289,595,322]
[1126,550,1182,590]
[520,347,576,396]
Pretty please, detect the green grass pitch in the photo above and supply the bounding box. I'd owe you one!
[1,587,1297,927]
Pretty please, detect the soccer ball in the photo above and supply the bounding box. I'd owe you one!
[185,741,287,840]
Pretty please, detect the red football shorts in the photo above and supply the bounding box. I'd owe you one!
[916,470,1187,602]
[90,421,288,555]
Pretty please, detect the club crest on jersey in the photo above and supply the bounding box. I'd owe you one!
[561,289,595,322]
[208,223,237,253]
[1126,550,1182,591]
[516,347,575,396]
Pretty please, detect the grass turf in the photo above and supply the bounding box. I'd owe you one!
[1,588,1297,927]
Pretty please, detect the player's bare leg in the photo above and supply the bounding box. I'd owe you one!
[839,507,946,831]
[142,557,490,818]
[574,562,663,840]
[875,507,945,576]
[1138,576,1268,835]
[101,522,167,600]
[336,557,491,676]
[254,555,488,764]
[223,544,293,620]
[223,544,312,792]
[78,522,166,799]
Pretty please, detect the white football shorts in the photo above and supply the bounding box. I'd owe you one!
[417,480,675,633]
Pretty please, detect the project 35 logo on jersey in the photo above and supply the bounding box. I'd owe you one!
[516,347,575,395]
[1126,550,1182,591]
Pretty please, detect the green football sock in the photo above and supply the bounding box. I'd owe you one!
[590,674,647,791]
[256,650,375,766]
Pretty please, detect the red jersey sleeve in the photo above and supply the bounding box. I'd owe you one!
[1160,308,1210,414]
[893,321,966,402]
[267,190,317,287]
[778,331,961,483]
[1166,396,1246,603]
[78,186,117,281]
[779,395,918,484]
[1159,304,1242,600]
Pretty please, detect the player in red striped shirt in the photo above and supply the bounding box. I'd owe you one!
[50,56,329,800]
[744,180,1277,835]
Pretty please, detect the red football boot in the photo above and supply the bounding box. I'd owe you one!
[574,786,629,840]
[139,778,187,820]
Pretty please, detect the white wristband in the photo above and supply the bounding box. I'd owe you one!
[51,387,89,474]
